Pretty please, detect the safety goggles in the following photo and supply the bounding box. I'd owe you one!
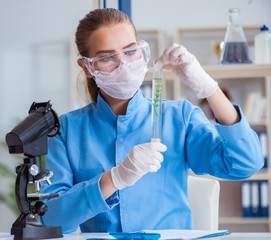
[82,39,150,75]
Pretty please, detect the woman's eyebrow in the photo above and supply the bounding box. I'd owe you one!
[122,42,137,49]
[95,42,137,55]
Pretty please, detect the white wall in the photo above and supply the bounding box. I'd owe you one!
[133,0,271,40]
[0,0,270,233]
[0,0,94,232]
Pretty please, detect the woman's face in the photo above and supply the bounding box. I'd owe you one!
[87,22,137,59]
[81,22,145,102]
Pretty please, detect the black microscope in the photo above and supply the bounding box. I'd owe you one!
[5,101,63,240]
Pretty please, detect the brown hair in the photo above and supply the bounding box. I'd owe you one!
[75,8,137,102]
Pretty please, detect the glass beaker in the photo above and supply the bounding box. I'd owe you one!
[220,8,252,64]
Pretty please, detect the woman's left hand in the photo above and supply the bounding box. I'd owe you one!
[156,43,218,99]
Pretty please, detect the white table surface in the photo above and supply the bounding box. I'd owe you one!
[58,232,271,240]
[2,231,271,240]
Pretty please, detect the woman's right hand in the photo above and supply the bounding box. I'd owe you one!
[110,142,167,190]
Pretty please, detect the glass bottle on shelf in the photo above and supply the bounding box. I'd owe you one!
[220,8,252,64]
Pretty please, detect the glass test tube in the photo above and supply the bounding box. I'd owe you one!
[151,68,163,142]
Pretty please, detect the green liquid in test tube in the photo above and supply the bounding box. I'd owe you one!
[151,67,163,142]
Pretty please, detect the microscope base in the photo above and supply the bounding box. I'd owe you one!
[11,215,63,240]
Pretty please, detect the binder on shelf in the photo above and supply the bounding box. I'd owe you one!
[241,181,251,217]
[259,181,269,217]
[251,181,260,217]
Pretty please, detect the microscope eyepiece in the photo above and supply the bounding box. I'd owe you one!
[5,101,60,157]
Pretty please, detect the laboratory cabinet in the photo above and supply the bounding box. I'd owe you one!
[205,64,271,232]
[186,64,271,232]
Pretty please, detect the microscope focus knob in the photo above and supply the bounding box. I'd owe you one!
[29,164,39,176]
[33,201,48,216]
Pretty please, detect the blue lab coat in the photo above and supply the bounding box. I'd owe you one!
[41,90,264,233]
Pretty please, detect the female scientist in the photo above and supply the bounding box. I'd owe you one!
[41,8,264,233]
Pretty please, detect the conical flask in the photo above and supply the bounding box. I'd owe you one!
[220,8,252,64]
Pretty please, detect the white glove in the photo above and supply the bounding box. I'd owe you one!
[156,43,218,99]
[111,142,167,190]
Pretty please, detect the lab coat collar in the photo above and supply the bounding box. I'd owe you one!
[97,90,145,118]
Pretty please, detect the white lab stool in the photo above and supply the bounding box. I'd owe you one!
[188,175,220,231]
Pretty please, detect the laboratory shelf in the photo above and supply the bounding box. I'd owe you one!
[147,64,271,80]
[212,64,271,232]
[189,168,270,181]
[203,64,271,79]
[219,217,269,225]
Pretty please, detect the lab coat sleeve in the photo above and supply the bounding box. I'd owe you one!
[185,105,264,179]
[41,128,119,233]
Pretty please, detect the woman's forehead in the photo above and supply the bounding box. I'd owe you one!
[87,23,137,55]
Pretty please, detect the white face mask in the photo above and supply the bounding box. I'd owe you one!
[82,40,151,99]
[93,56,148,99]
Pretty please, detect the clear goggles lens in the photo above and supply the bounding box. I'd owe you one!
[82,40,150,74]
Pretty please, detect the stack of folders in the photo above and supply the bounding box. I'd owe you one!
[241,180,269,217]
